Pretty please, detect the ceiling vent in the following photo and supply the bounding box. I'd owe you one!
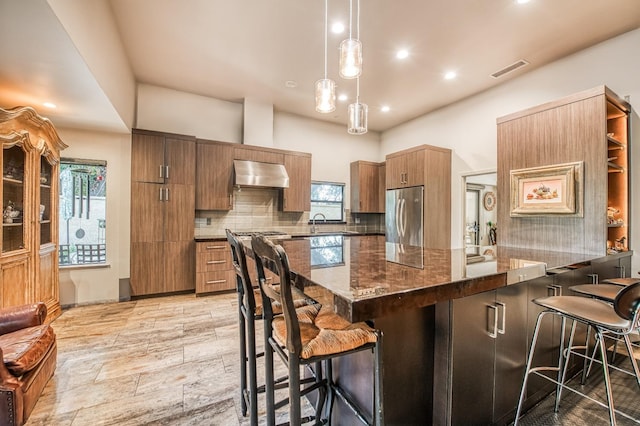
[490,59,529,79]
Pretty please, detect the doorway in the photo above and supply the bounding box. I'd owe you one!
[463,171,497,262]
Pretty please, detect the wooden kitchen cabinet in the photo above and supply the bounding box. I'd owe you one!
[351,160,384,213]
[282,153,311,212]
[0,106,66,320]
[196,241,235,294]
[130,129,196,296]
[234,146,284,164]
[385,147,425,189]
[497,86,631,254]
[196,140,234,210]
[385,144,451,249]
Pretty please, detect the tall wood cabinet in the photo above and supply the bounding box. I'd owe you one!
[130,129,196,296]
[497,86,631,254]
[351,160,385,213]
[385,144,452,249]
[0,106,66,320]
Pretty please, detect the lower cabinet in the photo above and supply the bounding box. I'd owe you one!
[450,283,528,425]
[448,253,631,425]
[196,241,235,294]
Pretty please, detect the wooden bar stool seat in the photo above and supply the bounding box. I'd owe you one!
[252,234,384,426]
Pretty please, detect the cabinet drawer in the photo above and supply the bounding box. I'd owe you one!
[197,251,231,272]
[197,241,229,253]
[197,270,236,293]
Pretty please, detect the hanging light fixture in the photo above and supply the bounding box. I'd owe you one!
[348,78,368,134]
[315,0,336,113]
[347,0,367,135]
[339,0,362,79]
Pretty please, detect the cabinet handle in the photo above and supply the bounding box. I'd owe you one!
[229,194,233,207]
[165,187,170,201]
[159,187,164,201]
[614,265,625,278]
[159,165,164,179]
[488,304,498,339]
[207,260,226,265]
[206,245,225,250]
[586,273,598,284]
[496,302,506,335]
[547,284,562,296]
[206,279,227,284]
[165,165,170,179]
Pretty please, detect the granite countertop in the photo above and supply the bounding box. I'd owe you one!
[266,235,623,322]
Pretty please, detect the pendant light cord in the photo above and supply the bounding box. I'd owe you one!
[355,0,360,102]
[323,0,328,78]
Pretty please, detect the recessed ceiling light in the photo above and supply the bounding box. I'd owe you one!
[285,80,298,88]
[444,71,457,80]
[396,49,409,60]
[515,0,530,4]
[331,22,345,34]
[338,94,348,102]
[43,102,57,109]
[381,105,390,112]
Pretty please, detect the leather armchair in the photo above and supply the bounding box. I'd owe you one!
[0,303,57,425]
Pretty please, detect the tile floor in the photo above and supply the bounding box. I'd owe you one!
[25,292,640,425]
[26,292,254,425]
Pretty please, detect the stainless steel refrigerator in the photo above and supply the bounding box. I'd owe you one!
[385,186,424,268]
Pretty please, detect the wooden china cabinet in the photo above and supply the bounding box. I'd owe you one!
[0,106,66,321]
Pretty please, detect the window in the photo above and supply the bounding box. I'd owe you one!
[58,159,107,266]
[310,182,344,222]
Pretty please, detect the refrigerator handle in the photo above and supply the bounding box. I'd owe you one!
[400,198,407,237]
[395,198,402,236]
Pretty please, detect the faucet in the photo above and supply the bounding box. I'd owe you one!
[311,213,326,233]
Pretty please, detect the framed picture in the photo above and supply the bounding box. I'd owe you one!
[510,161,583,217]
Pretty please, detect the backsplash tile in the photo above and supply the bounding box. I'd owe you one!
[195,187,384,237]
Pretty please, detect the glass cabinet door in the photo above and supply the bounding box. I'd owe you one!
[2,145,26,253]
[40,157,53,246]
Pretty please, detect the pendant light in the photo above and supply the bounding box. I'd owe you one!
[315,0,336,113]
[347,77,368,134]
[347,0,367,134]
[339,0,362,79]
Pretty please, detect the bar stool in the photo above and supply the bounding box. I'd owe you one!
[226,230,314,425]
[251,235,384,426]
[514,282,640,425]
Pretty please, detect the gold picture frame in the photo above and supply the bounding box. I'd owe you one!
[510,161,583,217]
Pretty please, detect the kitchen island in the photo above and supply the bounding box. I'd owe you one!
[261,234,631,425]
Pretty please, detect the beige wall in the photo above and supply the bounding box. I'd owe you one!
[382,28,640,256]
[56,128,131,306]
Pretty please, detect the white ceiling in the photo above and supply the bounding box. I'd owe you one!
[1,0,639,133]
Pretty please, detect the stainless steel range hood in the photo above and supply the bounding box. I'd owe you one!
[233,160,290,188]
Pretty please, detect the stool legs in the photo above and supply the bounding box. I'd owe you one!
[597,329,617,426]
[246,308,259,424]
[238,292,248,417]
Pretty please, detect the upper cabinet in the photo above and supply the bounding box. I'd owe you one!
[496,85,631,255]
[0,106,67,320]
[196,140,234,210]
[386,147,425,189]
[282,153,311,212]
[234,146,283,164]
[351,160,385,213]
[131,129,195,185]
